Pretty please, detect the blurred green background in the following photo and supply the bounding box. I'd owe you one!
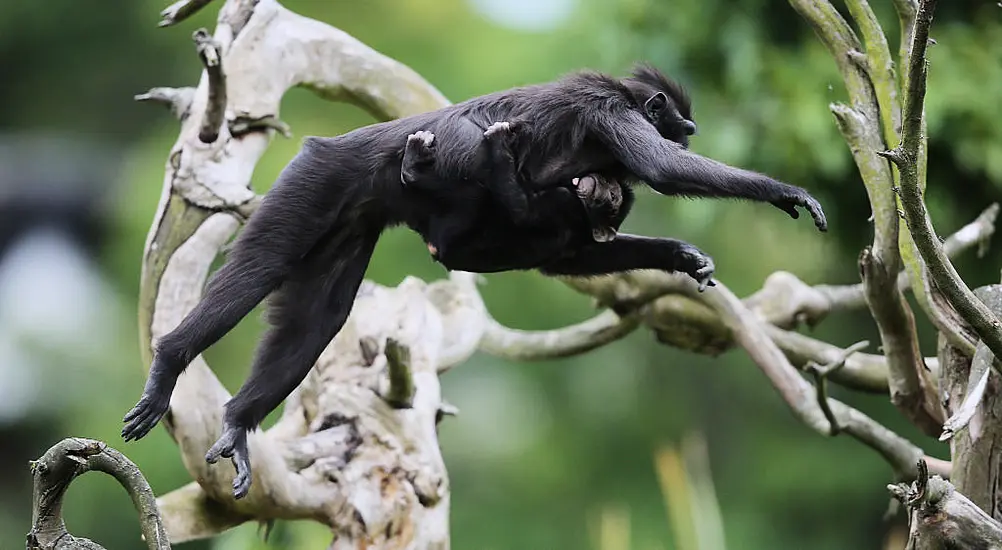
[0,0,999,548]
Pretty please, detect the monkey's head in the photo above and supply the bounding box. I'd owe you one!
[622,63,696,148]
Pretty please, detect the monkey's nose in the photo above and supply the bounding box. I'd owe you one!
[683,120,697,136]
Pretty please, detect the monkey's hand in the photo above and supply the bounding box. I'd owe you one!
[401,130,436,186]
[205,423,253,499]
[673,243,716,292]
[770,188,828,232]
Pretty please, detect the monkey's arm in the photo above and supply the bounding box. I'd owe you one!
[539,233,716,291]
[591,109,827,231]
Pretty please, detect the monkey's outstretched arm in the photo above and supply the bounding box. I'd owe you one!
[539,233,716,291]
[591,110,827,231]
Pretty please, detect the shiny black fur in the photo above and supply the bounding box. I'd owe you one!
[122,63,827,499]
[401,121,628,260]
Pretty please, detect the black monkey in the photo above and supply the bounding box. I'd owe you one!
[401,120,626,261]
[122,63,826,499]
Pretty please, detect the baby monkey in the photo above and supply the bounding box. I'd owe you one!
[400,120,626,264]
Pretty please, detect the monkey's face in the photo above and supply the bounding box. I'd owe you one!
[643,92,697,148]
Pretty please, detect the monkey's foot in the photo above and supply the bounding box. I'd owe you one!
[122,374,175,441]
[205,424,252,499]
[771,190,828,232]
[401,130,436,185]
[674,244,716,292]
[483,121,521,143]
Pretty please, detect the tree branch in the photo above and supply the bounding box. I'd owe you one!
[481,310,641,361]
[689,279,934,478]
[884,0,1002,371]
[27,438,170,550]
[193,29,226,144]
[794,0,942,436]
[889,460,1002,549]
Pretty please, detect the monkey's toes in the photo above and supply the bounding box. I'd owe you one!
[406,130,435,149]
[205,426,253,499]
[483,121,512,138]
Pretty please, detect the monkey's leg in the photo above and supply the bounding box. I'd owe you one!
[539,234,717,291]
[205,229,378,499]
[590,110,827,231]
[123,146,347,442]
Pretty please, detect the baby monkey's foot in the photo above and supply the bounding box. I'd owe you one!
[401,130,436,185]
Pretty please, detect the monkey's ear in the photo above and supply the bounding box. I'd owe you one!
[644,92,668,120]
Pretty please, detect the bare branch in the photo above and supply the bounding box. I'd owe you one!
[193,29,226,143]
[135,87,197,120]
[860,245,944,435]
[159,0,217,27]
[694,281,931,478]
[156,482,250,542]
[889,459,1002,549]
[27,438,170,550]
[889,0,1002,370]
[481,310,640,361]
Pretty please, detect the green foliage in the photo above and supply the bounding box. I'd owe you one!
[3,0,999,548]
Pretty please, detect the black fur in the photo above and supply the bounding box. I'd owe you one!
[122,63,826,499]
[401,121,627,260]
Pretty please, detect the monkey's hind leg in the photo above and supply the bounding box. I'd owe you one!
[123,144,347,442]
[400,130,437,188]
[205,230,377,499]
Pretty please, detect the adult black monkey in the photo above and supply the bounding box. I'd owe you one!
[122,63,827,498]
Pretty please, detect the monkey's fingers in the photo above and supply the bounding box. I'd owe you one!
[806,198,828,232]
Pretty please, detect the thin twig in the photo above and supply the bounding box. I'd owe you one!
[805,340,871,435]
[159,0,217,27]
[135,87,197,120]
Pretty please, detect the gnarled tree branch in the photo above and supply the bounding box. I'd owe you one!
[27,438,170,550]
